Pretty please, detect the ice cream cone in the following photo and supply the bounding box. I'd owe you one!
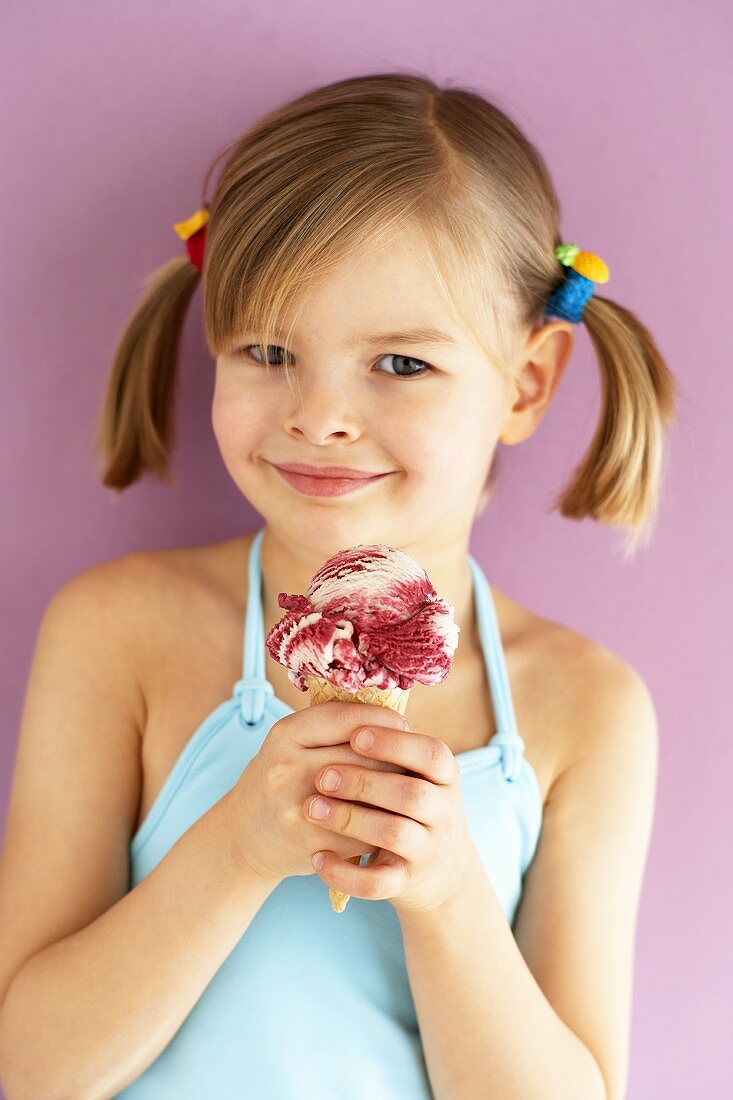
[266,543,459,911]
[306,674,410,912]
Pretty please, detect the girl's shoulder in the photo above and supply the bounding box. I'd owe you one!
[115,534,251,616]
[486,580,646,791]
[75,537,250,841]
[78,535,251,709]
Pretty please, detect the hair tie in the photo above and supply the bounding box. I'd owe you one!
[544,243,609,323]
[173,205,210,271]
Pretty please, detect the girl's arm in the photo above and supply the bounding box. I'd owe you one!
[0,791,278,1099]
[0,564,280,1099]
[396,649,658,1100]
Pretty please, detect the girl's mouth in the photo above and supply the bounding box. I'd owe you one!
[271,464,393,497]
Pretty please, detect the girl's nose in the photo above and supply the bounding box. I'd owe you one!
[283,379,361,444]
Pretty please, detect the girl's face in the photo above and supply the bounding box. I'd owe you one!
[212,226,512,556]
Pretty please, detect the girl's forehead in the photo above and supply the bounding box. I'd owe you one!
[269,254,471,341]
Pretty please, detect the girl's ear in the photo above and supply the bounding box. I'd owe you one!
[498,322,574,446]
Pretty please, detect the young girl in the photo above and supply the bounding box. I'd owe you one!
[0,72,675,1099]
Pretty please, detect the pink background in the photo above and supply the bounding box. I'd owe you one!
[2,2,731,1096]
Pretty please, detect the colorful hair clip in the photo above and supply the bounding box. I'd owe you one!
[544,243,610,323]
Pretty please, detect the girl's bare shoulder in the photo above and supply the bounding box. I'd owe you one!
[490,583,642,786]
[90,534,252,690]
[116,534,251,604]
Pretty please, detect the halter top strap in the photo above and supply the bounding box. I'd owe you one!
[233,528,273,727]
[467,552,526,781]
[235,528,526,781]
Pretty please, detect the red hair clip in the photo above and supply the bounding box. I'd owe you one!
[172,205,209,271]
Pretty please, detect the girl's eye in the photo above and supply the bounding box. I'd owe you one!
[374,353,431,379]
[237,344,431,379]
[239,344,292,367]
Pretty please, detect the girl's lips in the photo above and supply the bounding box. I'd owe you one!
[274,462,387,478]
[271,464,393,497]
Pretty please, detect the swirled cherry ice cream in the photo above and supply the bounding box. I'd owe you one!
[264,543,460,692]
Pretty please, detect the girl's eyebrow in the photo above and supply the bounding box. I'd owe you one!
[345,327,462,349]
[248,326,463,349]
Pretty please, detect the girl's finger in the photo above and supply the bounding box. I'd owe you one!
[316,764,437,825]
[305,793,425,859]
[312,848,405,901]
[350,725,459,785]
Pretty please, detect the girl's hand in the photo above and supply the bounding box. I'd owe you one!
[305,723,478,914]
[228,702,409,885]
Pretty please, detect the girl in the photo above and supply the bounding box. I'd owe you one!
[0,72,676,1099]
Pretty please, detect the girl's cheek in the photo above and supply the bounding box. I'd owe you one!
[212,381,269,447]
[212,398,245,454]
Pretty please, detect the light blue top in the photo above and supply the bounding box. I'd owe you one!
[118,528,543,1098]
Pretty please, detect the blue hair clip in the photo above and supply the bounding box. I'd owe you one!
[544,244,610,323]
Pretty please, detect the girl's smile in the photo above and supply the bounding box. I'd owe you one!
[270,462,396,497]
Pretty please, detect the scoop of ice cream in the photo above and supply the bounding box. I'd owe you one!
[265,544,460,692]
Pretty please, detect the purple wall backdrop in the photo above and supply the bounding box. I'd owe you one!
[2,2,731,1097]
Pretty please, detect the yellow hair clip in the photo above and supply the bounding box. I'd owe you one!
[173,206,210,242]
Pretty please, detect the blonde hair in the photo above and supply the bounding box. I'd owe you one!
[94,71,679,561]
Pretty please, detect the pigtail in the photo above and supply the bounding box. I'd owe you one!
[549,292,680,561]
[92,253,201,493]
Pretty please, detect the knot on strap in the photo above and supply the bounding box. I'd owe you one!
[491,730,526,783]
[234,676,274,727]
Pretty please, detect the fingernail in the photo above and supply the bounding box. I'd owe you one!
[309,797,331,819]
[356,728,374,750]
[321,768,341,792]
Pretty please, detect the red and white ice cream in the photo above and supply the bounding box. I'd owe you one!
[265,544,460,692]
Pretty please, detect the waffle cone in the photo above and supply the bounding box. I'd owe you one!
[306,674,411,912]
